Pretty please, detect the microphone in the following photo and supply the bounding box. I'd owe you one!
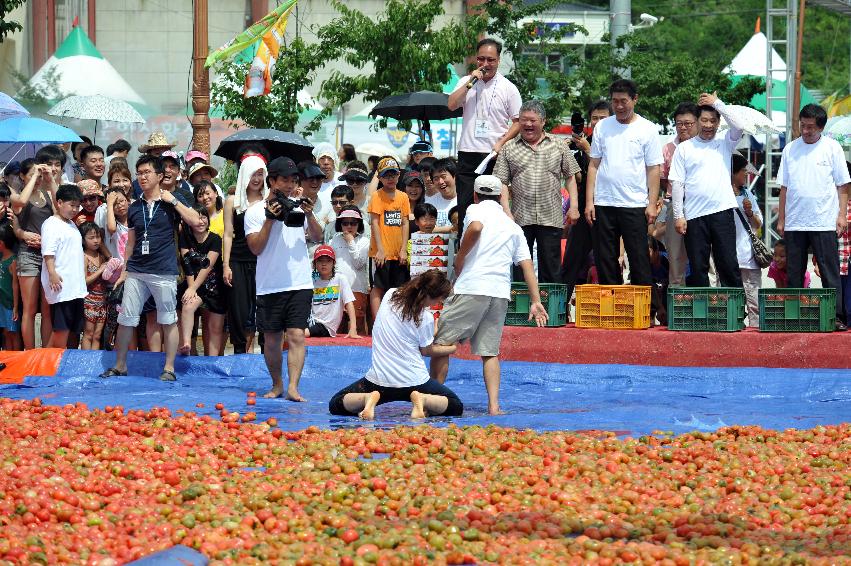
[466,67,486,89]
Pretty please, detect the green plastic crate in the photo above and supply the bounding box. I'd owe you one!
[667,287,746,332]
[505,283,567,327]
[758,288,835,332]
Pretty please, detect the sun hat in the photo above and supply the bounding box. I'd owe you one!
[377,157,400,177]
[474,174,502,195]
[338,167,369,182]
[139,131,176,153]
[187,162,219,180]
[313,244,336,261]
[334,206,365,234]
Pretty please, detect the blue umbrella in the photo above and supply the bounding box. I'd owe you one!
[0,116,82,144]
[0,93,29,121]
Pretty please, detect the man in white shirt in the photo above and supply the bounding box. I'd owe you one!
[585,79,663,288]
[660,102,700,286]
[669,93,744,287]
[448,38,522,234]
[430,175,548,415]
[777,104,851,330]
[245,157,324,400]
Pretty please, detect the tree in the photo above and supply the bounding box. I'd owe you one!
[11,67,65,111]
[209,37,330,137]
[316,0,484,129]
[576,33,765,132]
[0,0,26,43]
[475,0,588,129]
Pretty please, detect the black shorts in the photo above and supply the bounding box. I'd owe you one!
[307,322,331,338]
[328,377,463,417]
[51,298,84,333]
[369,259,410,290]
[256,288,312,333]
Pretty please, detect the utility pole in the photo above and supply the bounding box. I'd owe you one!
[191,0,211,156]
[610,0,631,78]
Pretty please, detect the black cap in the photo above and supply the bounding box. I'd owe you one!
[338,167,369,182]
[402,171,423,186]
[410,140,433,154]
[299,163,325,179]
[267,156,298,178]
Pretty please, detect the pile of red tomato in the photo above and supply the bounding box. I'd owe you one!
[0,397,848,565]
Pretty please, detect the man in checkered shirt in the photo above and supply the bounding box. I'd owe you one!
[493,99,581,283]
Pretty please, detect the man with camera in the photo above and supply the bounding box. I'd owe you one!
[245,157,322,400]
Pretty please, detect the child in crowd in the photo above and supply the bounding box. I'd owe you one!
[417,156,437,198]
[0,224,20,350]
[328,269,461,420]
[732,154,763,327]
[330,206,370,335]
[178,204,226,356]
[75,180,102,226]
[403,172,425,220]
[407,203,438,272]
[368,157,410,320]
[80,222,109,350]
[649,237,669,326]
[768,239,810,288]
[323,185,355,243]
[0,183,12,230]
[306,245,359,339]
[41,184,87,348]
[426,158,458,233]
[339,160,371,216]
[448,206,459,237]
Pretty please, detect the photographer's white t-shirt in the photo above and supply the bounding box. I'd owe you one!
[244,200,313,295]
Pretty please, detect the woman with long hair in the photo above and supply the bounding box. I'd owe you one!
[194,180,224,237]
[329,269,463,420]
[222,154,267,353]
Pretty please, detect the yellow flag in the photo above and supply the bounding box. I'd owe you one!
[244,3,294,98]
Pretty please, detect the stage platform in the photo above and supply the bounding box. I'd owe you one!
[310,325,851,369]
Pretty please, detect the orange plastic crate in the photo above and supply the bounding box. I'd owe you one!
[574,285,652,329]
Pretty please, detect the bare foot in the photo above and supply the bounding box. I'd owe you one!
[359,391,380,420]
[177,345,191,356]
[286,387,307,402]
[410,391,426,419]
[488,405,505,416]
[263,386,284,399]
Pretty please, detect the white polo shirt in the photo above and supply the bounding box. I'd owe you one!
[454,73,522,154]
[778,135,851,232]
[453,200,530,300]
[590,115,664,207]
[668,131,739,220]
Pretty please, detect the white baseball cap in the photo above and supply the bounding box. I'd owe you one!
[474,174,502,195]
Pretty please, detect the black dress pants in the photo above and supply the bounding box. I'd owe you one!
[512,224,563,284]
[456,150,493,238]
[785,230,843,320]
[561,216,593,298]
[591,206,652,285]
[683,209,742,287]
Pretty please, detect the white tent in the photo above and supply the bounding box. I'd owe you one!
[26,26,144,105]
[723,30,787,82]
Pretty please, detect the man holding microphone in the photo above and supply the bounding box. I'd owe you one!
[448,38,522,234]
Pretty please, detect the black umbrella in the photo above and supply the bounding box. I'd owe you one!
[369,90,462,133]
[214,128,314,163]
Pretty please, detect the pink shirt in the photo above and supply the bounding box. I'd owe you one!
[454,73,522,153]
[768,262,811,288]
[661,138,679,198]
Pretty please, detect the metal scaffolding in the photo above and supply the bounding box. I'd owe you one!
[763,0,798,247]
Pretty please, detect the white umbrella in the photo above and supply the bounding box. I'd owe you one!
[825,115,851,146]
[355,142,398,162]
[48,94,144,146]
[718,105,782,135]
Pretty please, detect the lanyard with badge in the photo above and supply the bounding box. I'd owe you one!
[474,76,499,139]
[141,199,159,255]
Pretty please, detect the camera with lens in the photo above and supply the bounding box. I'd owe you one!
[182,250,210,276]
[265,194,309,227]
[570,111,585,136]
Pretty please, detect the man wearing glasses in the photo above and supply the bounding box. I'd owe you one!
[660,103,700,286]
[448,38,522,235]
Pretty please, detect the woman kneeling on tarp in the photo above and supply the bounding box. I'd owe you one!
[329,269,463,420]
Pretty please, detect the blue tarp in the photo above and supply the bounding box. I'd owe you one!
[0,347,848,436]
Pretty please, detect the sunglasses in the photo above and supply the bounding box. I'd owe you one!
[340,220,360,226]
[331,200,350,206]
[82,195,100,201]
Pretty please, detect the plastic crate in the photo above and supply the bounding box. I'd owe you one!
[574,285,651,329]
[505,283,567,327]
[758,288,836,332]
[667,287,746,332]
